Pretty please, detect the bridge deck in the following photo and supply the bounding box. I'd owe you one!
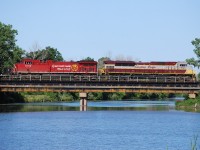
[0,75,199,93]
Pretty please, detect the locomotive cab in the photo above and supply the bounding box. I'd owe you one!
[176,62,196,80]
[177,62,187,69]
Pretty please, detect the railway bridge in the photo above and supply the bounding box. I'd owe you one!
[0,74,200,110]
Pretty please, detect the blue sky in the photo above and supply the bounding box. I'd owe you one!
[0,0,200,61]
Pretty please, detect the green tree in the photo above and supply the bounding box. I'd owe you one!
[123,93,137,99]
[25,50,42,60]
[81,57,94,61]
[102,92,110,100]
[108,92,125,100]
[157,93,167,99]
[26,46,63,61]
[186,38,200,68]
[149,93,159,99]
[98,57,110,69]
[138,93,150,99]
[0,22,24,74]
[88,92,103,100]
[0,92,24,104]
[42,46,63,61]
[13,46,25,63]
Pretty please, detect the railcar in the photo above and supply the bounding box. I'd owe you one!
[101,60,196,79]
[13,59,98,75]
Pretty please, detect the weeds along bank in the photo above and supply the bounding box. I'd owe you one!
[176,98,200,107]
[1,92,175,103]
[176,98,200,112]
[23,92,176,103]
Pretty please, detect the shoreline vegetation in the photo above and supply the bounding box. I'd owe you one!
[175,92,200,112]
[176,98,200,112]
[0,92,177,104]
[1,92,200,112]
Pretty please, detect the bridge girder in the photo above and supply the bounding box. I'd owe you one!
[0,85,199,94]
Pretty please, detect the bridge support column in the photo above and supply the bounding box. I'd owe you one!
[189,93,196,99]
[79,92,87,111]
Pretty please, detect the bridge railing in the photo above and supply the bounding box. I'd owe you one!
[0,74,196,83]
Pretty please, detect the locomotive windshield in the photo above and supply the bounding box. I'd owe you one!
[180,64,187,67]
[178,62,187,67]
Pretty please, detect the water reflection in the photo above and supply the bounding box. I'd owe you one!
[0,100,175,112]
[176,106,200,113]
[0,104,80,112]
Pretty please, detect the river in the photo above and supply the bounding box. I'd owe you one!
[0,100,200,150]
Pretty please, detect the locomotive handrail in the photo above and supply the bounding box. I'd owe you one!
[0,74,196,83]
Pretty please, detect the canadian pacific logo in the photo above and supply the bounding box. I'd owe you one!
[71,64,78,72]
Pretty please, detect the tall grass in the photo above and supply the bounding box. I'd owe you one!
[191,135,198,150]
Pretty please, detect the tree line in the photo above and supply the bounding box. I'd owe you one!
[0,21,199,103]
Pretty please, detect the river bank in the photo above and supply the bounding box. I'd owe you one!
[175,99,200,112]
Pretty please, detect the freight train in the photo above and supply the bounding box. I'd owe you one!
[12,59,196,80]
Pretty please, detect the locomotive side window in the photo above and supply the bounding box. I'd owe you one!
[115,63,135,66]
[25,61,32,65]
[106,66,114,69]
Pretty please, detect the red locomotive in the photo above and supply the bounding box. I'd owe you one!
[13,59,98,74]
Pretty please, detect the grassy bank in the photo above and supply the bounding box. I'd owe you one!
[176,98,200,112]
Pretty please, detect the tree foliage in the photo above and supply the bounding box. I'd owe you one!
[81,57,94,61]
[13,46,25,63]
[88,92,103,100]
[0,22,25,74]
[98,57,110,69]
[0,92,25,104]
[186,38,200,68]
[43,46,63,61]
[108,92,126,100]
[26,46,63,61]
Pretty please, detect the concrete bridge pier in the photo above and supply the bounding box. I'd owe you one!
[79,92,87,111]
[188,93,196,99]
